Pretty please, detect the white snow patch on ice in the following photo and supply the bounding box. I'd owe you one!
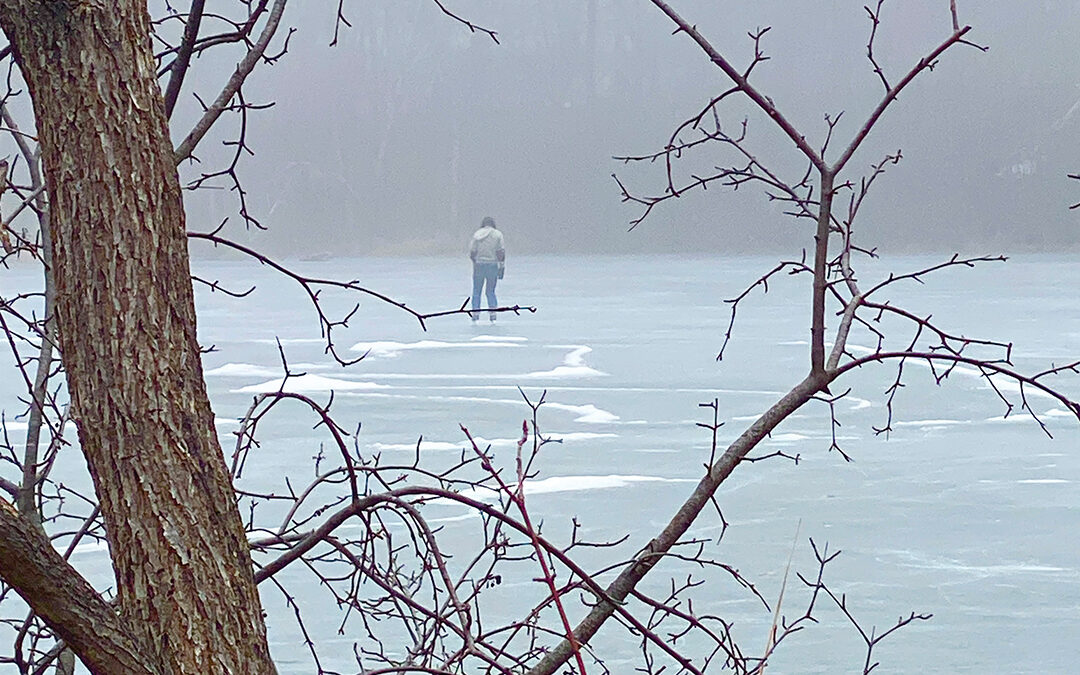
[553,345,591,367]
[893,419,970,428]
[848,397,873,410]
[524,345,606,378]
[371,433,616,454]
[234,374,386,394]
[205,363,280,377]
[455,474,695,502]
[69,540,110,557]
[846,344,875,354]
[351,339,521,358]
[428,513,481,524]
[983,414,1066,425]
[545,402,619,423]
[372,436,521,452]
[471,335,528,342]
[768,432,811,442]
[1044,408,1078,418]
[523,365,606,378]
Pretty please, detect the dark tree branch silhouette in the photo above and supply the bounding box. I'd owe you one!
[0,2,1075,675]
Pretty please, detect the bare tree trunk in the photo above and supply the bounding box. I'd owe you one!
[0,4,276,673]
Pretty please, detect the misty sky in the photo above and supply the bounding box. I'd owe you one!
[175,1,1080,257]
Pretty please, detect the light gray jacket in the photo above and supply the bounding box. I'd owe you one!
[469,226,505,264]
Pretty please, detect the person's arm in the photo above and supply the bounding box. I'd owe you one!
[469,237,478,262]
[496,232,505,262]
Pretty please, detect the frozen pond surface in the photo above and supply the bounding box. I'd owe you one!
[2,253,1079,673]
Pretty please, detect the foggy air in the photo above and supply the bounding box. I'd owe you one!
[172,1,1080,258]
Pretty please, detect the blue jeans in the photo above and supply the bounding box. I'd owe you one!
[471,262,499,319]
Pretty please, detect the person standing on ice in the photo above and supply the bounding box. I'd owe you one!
[469,216,505,322]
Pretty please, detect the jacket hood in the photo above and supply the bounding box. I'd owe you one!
[472,226,496,241]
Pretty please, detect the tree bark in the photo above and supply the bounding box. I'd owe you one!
[0,501,154,674]
[0,4,276,673]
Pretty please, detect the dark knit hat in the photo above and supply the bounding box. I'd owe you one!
[481,216,496,228]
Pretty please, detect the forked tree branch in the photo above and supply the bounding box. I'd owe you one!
[173,0,287,164]
[532,3,1021,673]
[0,501,154,674]
[834,351,1080,424]
[463,423,588,675]
[832,25,977,174]
[161,0,206,118]
[649,0,826,172]
[527,373,828,675]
